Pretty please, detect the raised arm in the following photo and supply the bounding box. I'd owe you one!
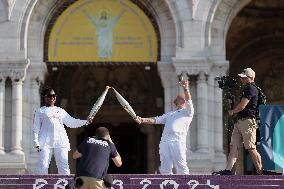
[82,9,98,26]
[179,78,191,101]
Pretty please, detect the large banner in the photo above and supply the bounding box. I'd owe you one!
[48,0,158,63]
[259,105,284,171]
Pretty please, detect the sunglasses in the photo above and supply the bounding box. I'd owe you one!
[45,94,57,98]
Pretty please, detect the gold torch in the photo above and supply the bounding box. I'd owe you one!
[112,87,137,119]
[88,86,110,119]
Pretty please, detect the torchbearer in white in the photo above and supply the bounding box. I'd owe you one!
[112,87,137,119]
[88,86,111,119]
[135,77,194,174]
[32,87,93,175]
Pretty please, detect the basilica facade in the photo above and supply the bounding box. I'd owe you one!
[0,0,282,174]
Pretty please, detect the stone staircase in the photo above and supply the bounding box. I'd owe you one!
[0,174,283,189]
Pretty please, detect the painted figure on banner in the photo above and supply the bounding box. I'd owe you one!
[83,9,126,59]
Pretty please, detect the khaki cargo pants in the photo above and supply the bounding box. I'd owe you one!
[230,118,258,149]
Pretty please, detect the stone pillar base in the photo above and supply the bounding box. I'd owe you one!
[213,152,227,172]
[26,154,38,174]
[0,153,26,174]
[188,152,215,175]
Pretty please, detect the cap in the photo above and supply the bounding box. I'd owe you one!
[238,68,255,78]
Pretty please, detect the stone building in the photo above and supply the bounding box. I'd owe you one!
[0,0,283,174]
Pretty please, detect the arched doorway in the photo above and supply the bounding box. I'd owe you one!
[42,0,164,173]
[226,0,284,174]
[44,65,163,173]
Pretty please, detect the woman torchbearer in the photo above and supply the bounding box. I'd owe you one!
[32,87,93,175]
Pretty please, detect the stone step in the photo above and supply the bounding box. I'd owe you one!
[0,175,283,189]
[0,178,72,184]
[0,184,283,189]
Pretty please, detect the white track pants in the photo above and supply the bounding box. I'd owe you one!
[159,141,189,174]
[36,147,70,175]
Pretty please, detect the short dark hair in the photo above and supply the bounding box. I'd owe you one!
[41,87,55,96]
[96,127,109,138]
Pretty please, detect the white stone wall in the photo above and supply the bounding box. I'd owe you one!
[0,0,251,174]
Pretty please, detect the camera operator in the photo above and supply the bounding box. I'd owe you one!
[213,68,263,175]
[72,127,122,189]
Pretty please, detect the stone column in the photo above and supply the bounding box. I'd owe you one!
[10,73,24,155]
[207,74,215,152]
[212,77,227,170]
[0,60,29,173]
[159,68,190,114]
[212,63,228,171]
[0,74,6,154]
[163,79,174,112]
[30,76,41,151]
[196,71,208,153]
[158,62,179,112]
[214,79,224,155]
[28,76,41,165]
[26,63,46,173]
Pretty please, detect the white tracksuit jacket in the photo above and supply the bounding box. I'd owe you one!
[33,106,88,150]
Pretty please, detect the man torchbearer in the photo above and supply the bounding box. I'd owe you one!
[135,78,194,174]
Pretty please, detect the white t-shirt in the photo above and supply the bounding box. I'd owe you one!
[155,100,194,143]
[32,106,88,150]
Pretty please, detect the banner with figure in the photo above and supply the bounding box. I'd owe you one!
[259,105,284,171]
[48,0,158,62]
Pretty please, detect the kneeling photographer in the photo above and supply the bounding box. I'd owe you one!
[72,127,122,189]
[213,68,263,175]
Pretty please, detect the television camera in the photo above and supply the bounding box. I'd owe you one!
[215,76,239,110]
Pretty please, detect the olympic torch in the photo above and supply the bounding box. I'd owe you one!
[88,86,110,119]
[112,87,137,119]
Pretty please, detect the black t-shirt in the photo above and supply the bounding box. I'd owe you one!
[237,82,258,119]
[75,137,118,179]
